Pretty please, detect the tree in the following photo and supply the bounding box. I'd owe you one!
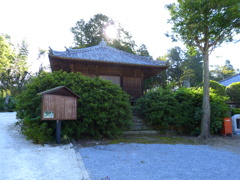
[181,51,203,87]
[0,35,29,97]
[144,55,168,91]
[37,48,48,73]
[137,44,150,57]
[0,35,13,71]
[145,47,203,90]
[166,46,184,88]
[210,60,236,81]
[167,0,240,138]
[71,14,137,53]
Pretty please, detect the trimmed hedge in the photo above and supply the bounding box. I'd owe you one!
[16,71,132,143]
[226,82,240,101]
[136,87,229,135]
[198,80,226,96]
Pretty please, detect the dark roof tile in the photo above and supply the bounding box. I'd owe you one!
[50,40,167,67]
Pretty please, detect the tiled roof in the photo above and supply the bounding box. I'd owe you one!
[49,40,168,67]
[219,73,240,86]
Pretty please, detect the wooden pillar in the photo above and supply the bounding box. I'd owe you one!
[70,64,74,72]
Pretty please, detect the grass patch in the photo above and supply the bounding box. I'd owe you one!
[109,134,197,145]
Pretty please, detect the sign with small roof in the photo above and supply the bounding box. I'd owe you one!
[39,86,80,120]
[38,86,80,144]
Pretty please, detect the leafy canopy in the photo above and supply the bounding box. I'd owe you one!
[71,13,151,55]
[167,0,240,53]
[0,35,13,71]
[0,35,29,97]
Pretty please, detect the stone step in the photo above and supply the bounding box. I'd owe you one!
[130,125,151,131]
[131,108,155,131]
[123,130,158,135]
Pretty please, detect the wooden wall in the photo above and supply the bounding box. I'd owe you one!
[50,58,154,98]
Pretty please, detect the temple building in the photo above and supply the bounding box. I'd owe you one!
[49,40,168,98]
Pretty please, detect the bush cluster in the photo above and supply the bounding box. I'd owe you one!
[198,80,226,96]
[226,82,240,101]
[16,71,132,143]
[136,87,229,136]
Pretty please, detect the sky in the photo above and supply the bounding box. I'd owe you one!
[1,0,239,72]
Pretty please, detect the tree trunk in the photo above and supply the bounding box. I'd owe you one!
[199,52,211,139]
[4,94,10,111]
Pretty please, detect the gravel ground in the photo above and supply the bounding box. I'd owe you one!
[79,143,240,180]
[2,112,240,180]
[0,112,88,180]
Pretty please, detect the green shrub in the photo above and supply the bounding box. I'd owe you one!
[16,71,132,143]
[17,117,53,144]
[231,108,240,115]
[198,80,226,96]
[173,88,200,134]
[136,87,229,135]
[0,96,17,112]
[226,82,240,101]
[136,88,178,131]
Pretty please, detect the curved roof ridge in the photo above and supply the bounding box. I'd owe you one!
[49,40,168,67]
[53,40,152,60]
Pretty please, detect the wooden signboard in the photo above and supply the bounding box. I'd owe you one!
[38,86,80,144]
[39,86,80,120]
[42,94,78,120]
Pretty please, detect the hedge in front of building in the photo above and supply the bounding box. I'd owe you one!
[16,71,132,144]
[136,87,229,135]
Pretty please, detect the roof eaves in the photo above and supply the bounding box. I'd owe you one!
[219,73,240,83]
[49,55,168,68]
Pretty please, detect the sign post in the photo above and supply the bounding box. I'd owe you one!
[56,120,62,144]
[38,86,80,144]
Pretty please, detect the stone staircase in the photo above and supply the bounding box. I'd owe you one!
[131,109,149,130]
[124,109,158,134]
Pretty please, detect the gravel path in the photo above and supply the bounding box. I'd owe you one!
[2,112,240,180]
[0,112,88,180]
[79,143,240,180]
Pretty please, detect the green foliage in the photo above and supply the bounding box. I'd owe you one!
[167,0,240,138]
[0,34,29,97]
[16,117,53,144]
[226,82,240,101]
[198,80,226,96]
[0,35,13,70]
[210,60,237,81]
[145,47,203,91]
[166,0,240,51]
[136,87,229,135]
[232,108,240,115]
[0,96,16,112]
[136,44,150,57]
[16,71,132,143]
[166,47,184,88]
[136,88,177,130]
[144,71,167,91]
[71,14,137,53]
[71,13,152,56]
[181,52,203,87]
